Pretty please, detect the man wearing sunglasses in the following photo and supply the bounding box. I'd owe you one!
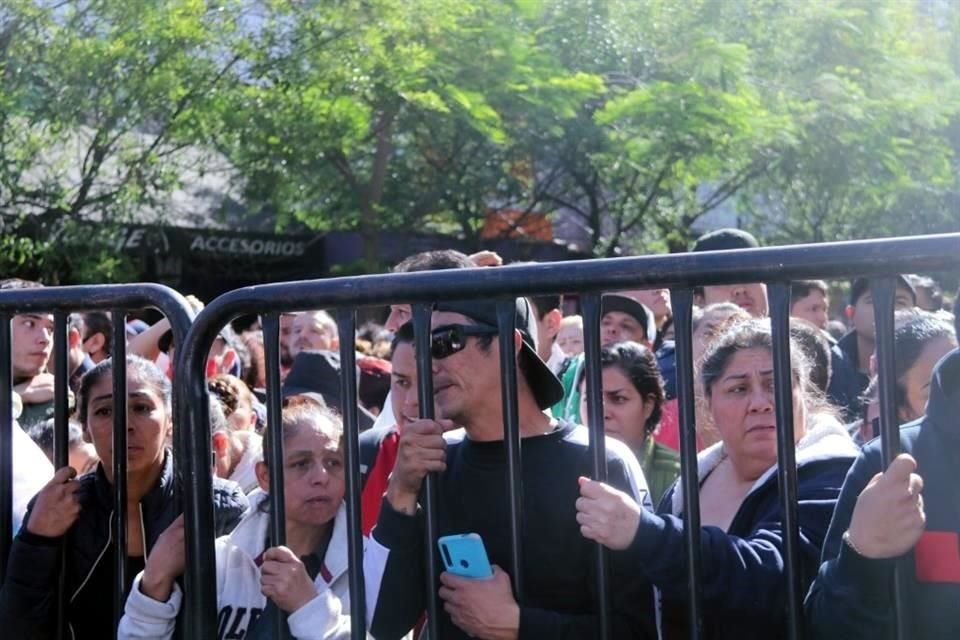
[367,298,655,640]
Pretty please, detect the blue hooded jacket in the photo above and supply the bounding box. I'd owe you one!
[615,416,858,639]
[805,348,960,639]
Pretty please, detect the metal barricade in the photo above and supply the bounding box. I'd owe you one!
[0,283,194,638]
[168,232,958,640]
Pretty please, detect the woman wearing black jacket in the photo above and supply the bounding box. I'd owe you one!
[0,355,248,639]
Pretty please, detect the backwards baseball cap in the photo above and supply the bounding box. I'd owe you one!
[692,228,759,253]
[434,298,564,410]
[601,294,657,345]
[849,275,917,307]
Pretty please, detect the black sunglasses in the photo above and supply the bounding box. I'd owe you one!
[431,324,498,360]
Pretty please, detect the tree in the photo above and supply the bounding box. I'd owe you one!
[221,0,606,262]
[738,0,960,243]
[0,0,247,279]
[503,0,787,255]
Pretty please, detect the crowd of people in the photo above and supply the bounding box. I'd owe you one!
[1,227,958,639]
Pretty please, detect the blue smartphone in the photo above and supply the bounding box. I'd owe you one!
[438,533,494,579]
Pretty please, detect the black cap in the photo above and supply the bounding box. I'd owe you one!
[282,350,376,430]
[849,275,917,307]
[692,228,759,252]
[433,298,564,410]
[601,294,656,344]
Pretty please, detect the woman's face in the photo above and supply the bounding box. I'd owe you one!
[693,308,741,365]
[84,370,171,479]
[900,335,957,422]
[261,426,345,529]
[579,366,654,453]
[707,347,805,470]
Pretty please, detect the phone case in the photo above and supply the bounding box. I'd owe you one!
[438,533,494,579]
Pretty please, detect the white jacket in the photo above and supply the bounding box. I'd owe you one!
[119,490,379,639]
[228,432,264,495]
[11,416,54,536]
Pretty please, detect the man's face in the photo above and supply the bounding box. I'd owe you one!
[849,286,915,341]
[385,304,412,332]
[291,312,337,358]
[279,314,296,367]
[702,283,768,317]
[630,289,672,323]
[389,342,419,433]
[12,313,54,378]
[430,311,501,425]
[791,290,829,330]
[600,311,646,347]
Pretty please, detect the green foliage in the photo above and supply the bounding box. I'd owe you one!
[0,217,136,284]
[0,0,957,275]
[736,1,960,244]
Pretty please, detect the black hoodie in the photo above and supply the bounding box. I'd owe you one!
[805,348,960,639]
[0,451,248,639]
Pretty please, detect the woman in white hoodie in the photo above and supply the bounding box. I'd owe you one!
[120,403,356,639]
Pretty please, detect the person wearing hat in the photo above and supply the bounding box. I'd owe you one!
[553,293,657,423]
[829,275,917,420]
[282,350,377,431]
[367,298,655,640]
[691,228,769,318]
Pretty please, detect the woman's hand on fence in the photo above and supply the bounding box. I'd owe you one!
[260,546,317,614]
[26,466,82,538]
[846,454,926,559]
[386,418,451,515]
[140,514,185,602]
[439,565,519,640]
[575,477,642,551]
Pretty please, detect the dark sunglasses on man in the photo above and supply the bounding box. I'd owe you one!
[431,324,498,360]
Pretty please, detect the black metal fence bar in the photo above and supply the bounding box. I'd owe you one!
[412,303,441,640]
[335,309,368,639]
[52,313,69,640]
[495,300,525,600]
[768,283,804,640]
[0,314,12,582]
[262,312,290,639]
[172,232,960,638]
[870,277,906,640]
[52,313,69,469]
[0,284,194,637]
[669,288,704,640]
[580,293,612,640]
[111,309,129,632]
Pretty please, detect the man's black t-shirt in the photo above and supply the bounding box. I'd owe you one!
[369,421,656,640]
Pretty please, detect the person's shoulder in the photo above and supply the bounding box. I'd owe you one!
[559,421,631,458]
[212,476,250,518]
[860,421,923,459]
[359,424,396,446]
[651,441,681,469]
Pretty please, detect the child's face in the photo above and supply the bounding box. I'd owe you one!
[557,324,584,356]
